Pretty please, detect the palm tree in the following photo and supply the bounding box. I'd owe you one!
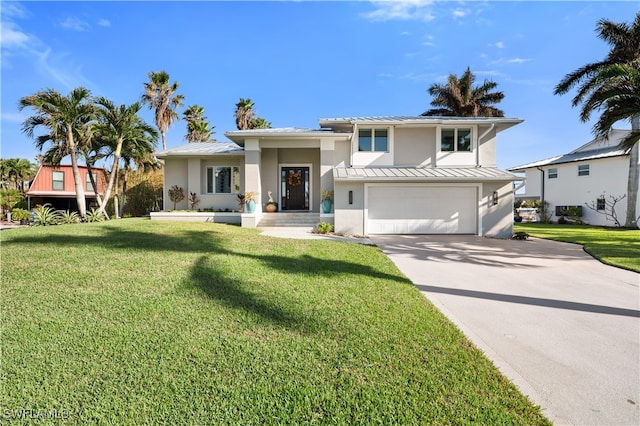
[0,158,36,192]
[554,13,640,228]
[250,117,272,129]
[19,87,96,217]
[117,138,159,218]
[183,104,214,142]
[422,67,505,117]
[234,98,256,130]
[95,97,158,218]
[141,71,184,150]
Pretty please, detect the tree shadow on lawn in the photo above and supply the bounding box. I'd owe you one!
[6,226,412,332]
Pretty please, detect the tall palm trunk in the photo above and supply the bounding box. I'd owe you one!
[67,132,87,218]
[625,115,639,228]
[85,162,109,220]
[118,166,129,219]
[98,138,122,217]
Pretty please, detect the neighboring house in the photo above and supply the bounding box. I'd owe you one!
[508,129,639,226]
[156,115,523,238]
[26,165,107,212]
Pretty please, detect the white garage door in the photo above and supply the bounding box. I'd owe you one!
[367,186,477,234]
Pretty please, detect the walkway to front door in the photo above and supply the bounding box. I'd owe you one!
[281,167,309,211]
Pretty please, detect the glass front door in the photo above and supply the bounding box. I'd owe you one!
[281,167,309,211]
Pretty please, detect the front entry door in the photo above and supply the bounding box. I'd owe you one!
[281,167,309,211]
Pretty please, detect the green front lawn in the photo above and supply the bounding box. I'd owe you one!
[515,223,640,272]
[1,219,549,424]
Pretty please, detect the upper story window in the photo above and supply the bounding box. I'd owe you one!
[578,164,590,176]
[548,168,558,179]
[52,171,64,190]
[358,128,388,152]
[206,166,240,194]
[86,173,96,191]
[441,128,471,152]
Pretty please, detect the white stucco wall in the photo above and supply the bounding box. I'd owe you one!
[518,156,637,226]
[481,181,514,238]
[394,127,436,166]
[163,158,188,210]
[334,181,365,235]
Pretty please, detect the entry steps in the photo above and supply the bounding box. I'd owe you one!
[257,212,321,228]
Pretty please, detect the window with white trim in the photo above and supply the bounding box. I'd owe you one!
[441,128,472,152]
[578,164,590,176]
[206,166,240,194]
[52,171,64,190]
[548,168,558,179]
[86,172,97,191]
[358,128,388,152]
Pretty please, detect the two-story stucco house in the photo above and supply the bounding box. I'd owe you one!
[155,116,523,238]
[508,129,639,226]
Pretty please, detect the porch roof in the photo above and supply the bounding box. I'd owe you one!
[155,141,244,158]
[225,127,351,145]
[333,166,520,182]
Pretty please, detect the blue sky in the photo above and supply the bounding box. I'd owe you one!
[1,1,638,170]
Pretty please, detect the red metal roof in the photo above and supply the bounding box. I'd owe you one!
[27,165,107,197]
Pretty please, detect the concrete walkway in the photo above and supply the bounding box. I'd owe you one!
[371,235,640,426]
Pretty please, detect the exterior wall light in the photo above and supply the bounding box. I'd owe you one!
[492,191,499,206]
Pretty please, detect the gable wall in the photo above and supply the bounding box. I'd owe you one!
[394,127,436,167]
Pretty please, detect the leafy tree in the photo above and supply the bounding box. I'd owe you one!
[95,97,158,218]
[117,133,159,218]
[422,67,505,117]
[19,87,96,218]
[554,13,640,228]
[0,158,36,192]
[183,104,214,142]
[168,185,185,210]
[141,71,184,150]
[234,98,256,130]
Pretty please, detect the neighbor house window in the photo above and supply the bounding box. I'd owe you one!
[206,166,240,194]
[578,164,590,176]
[358,128,388,152]
[548,168,558,179]
[86,173,97,191]
[441,128,472,152]
[596,197,605,211]
[52,171,64,190]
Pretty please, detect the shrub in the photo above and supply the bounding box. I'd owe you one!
[10,208,29,222]
[316,222,333,234]
[32,204,60,226]
[58,210,81,224]
[512,231,529,240]
[85,208,105,223]
[168,185,185,210]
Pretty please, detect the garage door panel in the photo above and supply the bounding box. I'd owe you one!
[367,186,476,234]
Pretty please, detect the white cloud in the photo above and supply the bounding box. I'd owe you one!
[0,22,32,49]
[59,16,90,32]
[97,19,111,27]
[1,112,27,123]
[362,0,436,22]
[491,41,505,49]
[507,58,532,64]
[422,35,435,46]
[452,8,469,19]
[1,2,29,19]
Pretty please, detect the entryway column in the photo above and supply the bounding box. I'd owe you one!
[242,138,261,228]
[320,138,335,223]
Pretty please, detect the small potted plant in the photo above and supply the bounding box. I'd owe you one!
[265,191,278,212]
[321,189,333,214]
[244,191,257,213]
[11,208,30,225]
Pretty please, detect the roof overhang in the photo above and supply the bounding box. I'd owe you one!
[319,116,523,133]
[155,142,245,158]
[333,166,521,182]
[225,128,352,145]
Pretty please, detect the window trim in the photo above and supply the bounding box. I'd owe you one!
[548,168,558,179]
[205,166,240,194]
[86,172,97,192]
[439,127,473,152]
[358,128,389,153]
[52,171,64,191]
[578,164,590,177]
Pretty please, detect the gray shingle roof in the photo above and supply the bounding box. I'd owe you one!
[155,142,244,157]
[333,166,519,181]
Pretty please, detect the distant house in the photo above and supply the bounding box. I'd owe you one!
[156,115,523,238]
[26,165,107,212]
[508,129,639,226]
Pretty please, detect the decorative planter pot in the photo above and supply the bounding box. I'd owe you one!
[246,200,256,214]
[265,203,277,213]
[322,199,332,214]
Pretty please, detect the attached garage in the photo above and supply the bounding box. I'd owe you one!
[366,185,478,234]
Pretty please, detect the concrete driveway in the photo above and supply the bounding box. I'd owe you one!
[371,235,640,426]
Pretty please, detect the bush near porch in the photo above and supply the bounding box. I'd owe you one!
[1,220,549,424]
